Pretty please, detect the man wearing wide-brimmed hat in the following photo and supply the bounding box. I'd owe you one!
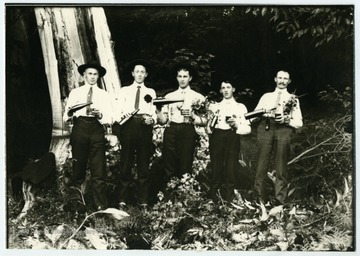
[157,62,207,187]
[63,61,112,212]
[112,59,157,209]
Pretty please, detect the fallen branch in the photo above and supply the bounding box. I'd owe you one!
[288,136,335,165]
[296,150,349,162]
[59,211,100,249]
[59,208,129,249]
[299,216,328,229]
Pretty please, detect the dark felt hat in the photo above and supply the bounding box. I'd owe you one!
[173,62,197,78]
[128,59,151,72]
[78,61,107,77]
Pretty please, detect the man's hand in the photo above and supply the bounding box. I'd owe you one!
[275,113,284,123]
[121,113,131,120]
[143,115,154,125]
[275,113,290,124]
[180,108,191,117]
[226,116,238,130]
[89,108,103,119]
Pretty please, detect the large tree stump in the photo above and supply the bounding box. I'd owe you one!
[35,7,121,137]
[49,135,71,197]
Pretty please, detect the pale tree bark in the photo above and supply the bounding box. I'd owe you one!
[34,6,121,176]
[35,7,121,133]
[91,7,121,96]
[35,7,63,136]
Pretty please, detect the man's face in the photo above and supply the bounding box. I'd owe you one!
[177,69,192,89]
[83,68,99,85]
[132,65,148,83]
[220,82,235,99]
[274,71,291,89]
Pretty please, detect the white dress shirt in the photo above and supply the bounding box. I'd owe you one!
[162,86,205,124]
[113,82,157,123]
[63,84,113,124]
[255,88,303,129]
[208,98,251,135]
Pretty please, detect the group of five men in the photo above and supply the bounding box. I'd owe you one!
[63,60,303,212]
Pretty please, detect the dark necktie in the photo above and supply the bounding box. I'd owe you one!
[86,86,93,115]
[134,86,141,109]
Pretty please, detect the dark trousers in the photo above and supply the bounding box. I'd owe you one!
[117,117,154,204]
[209,129,240,202]
[254,118,294,203]
[70,117,107,209]
[163,123,198,180]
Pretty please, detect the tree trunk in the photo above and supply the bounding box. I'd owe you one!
[35,7,64,136]
[35,7,121,135]
[90,7,121,96]
[34,6,121,178]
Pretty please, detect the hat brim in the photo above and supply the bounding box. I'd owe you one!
[78,63,107,77]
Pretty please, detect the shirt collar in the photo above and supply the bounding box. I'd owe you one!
[221,97,236,104]
[83,83,97,90]
[132,82,145,88]
[274,87,288,94]
[178,86,191,93]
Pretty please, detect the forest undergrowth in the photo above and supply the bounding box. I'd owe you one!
[7,87,354,251]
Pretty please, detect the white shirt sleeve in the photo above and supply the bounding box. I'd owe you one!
[288,98,303,129]
[98,90,113,125]
[236,104,251,135]
[149,88,158,124]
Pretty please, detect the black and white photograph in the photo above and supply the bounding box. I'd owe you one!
[4,1,356,254]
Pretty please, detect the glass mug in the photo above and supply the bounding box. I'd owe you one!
[87,108,95,115]
[275,112,282,119]
[180,108,190,116]
[181,108,191,123]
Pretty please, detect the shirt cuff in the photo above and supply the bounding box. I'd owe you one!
[288,119,303,129]
[236,124,251,135]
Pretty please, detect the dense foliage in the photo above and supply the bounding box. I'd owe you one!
[7,84,353,250]
[105,5,353,100]
[245,6,353,47]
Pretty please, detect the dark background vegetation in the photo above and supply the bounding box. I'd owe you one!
[104,6,353,107]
